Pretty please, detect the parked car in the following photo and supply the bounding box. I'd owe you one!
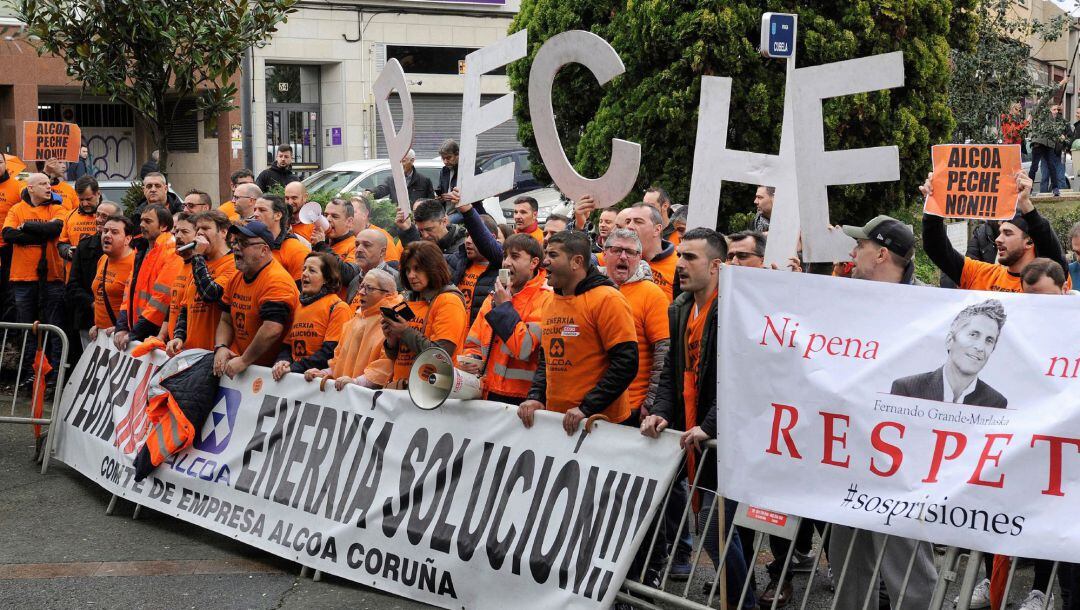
[96,180,179,206]
[496,187,569,226]
[475,149,541,200]
[302,159,444,199]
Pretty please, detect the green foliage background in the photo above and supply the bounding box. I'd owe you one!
[508,0,978,232]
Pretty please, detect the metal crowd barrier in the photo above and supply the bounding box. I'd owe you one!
[0,321,68,475]
[615,440,1064,610]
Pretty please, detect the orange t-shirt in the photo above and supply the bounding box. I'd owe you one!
[620,280,672,411]
[92,250,136,329]
[330,234,357,263]
[273,236,310,281]
[218,200,238,221]
[222,259,300,365]
[372,224,401,263]
[3,200,66,282]
[165,260,193,340]
[292,222,315,242]
[391,292,469,383]
[683,291,717,429]
[518,225,544,244]
[60,209,98,248]
[458,260,488,315]
[183,253,238,350]
[648,251,678,301]
[0,176,26,248]
[52,181,77,210]
[285,293,351,362]
[959,258,1024,293]
[540,284,637,422]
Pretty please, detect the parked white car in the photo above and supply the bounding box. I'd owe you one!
[302,159,444,198]
[497,187,569,226]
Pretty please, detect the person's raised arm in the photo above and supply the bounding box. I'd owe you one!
[919,171,966,284]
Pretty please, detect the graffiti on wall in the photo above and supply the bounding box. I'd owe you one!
[83,129,136,180]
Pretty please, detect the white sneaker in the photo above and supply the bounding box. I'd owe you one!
[1019,590,1054,610]
[954,578,991,609]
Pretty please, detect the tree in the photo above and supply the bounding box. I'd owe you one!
[17,0,297,175]
[509,1,977,231]
[949,0,1070,144]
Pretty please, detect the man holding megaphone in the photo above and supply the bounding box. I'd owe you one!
[460,233,552,405]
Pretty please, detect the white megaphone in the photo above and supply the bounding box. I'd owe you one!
[298,201,330,231]
[408,347,481,410]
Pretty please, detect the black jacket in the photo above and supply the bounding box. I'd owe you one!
[256,164,299,193]
[65,232,104,330]
[651,291,718,436]
[437,163,458,196]
[374,170,435,206]
[891,367,1007,409]
[526,268,639,417]
[132,191,183,219]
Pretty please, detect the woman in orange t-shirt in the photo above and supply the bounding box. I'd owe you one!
[383,240,468,387]
[271,252,351,380]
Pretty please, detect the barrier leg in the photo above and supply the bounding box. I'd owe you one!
[928,546,960,610]
[300,566,310,578]
[955,550,984,610]
[132,504,142,520]
[798,523,832,610]
[105,494,118,516]
[314,570,322,582]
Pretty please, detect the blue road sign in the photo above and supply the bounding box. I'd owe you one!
[760,12,796,59]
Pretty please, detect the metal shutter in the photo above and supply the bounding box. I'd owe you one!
[165,98,199,153]
[376,94,521,159]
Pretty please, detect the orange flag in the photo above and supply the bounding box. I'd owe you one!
[30,346,52,438]
[989,554,1011,610]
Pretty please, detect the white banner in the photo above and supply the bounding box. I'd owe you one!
[54,337,683,608]
[717,266,1080,562]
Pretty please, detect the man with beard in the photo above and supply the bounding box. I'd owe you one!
[519,230,637,433]
[603,228,669,424]
[251,194,311,283]
[166,210,238,354]
[59,176,102,262]
[283,181,315,242]
[67,201,121,348]
[213,221,299,377]
[922,172,1068,292]
[461,233,551,405]
[113,205,182,348]
[312,198,356,263]
[158,212,197,343]
[256,145,299,192]
[752,185,774,234]
[89,215,136,340]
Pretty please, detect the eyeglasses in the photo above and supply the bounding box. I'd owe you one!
[725,251,762,262]
[358,284,389,293]
[230,239,264,251]
[604,246,641,258]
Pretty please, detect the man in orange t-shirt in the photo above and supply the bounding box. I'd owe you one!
[59,176,102,264]
[251,194,310,282]
[213,220,300,377]
[89,216,136,335]
[3,173,68,377]
[312,198,357,263]
[0,154,27,322]
[218,168,256,221]
[604,228,670,424]
[166,210,237,354]
[619,203,678,301]
[643,186,681,246]
[38,159,77,210]
[519,230,638,434]
[283,181,315,242]
[921,171,1069,292]
[350,195,401,263]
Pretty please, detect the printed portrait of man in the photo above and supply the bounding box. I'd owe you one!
[889,299,1008,409]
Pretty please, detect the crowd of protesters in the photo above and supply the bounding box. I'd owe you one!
[3,134,1080,610]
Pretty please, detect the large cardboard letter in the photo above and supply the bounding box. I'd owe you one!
[373,59,414,215]
[458,30,528,205]
[528,31,640,208]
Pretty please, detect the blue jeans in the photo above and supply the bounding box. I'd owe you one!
[699,490,756,608]
[1031,144,1062,193]
[13,281,65,377]
[664,478,695,562]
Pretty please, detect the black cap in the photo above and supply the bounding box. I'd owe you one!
[227,220,274,246]
[842,215,915,259]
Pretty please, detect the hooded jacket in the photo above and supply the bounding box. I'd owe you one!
[464,270,552,403]
[329,292,401,386]
[256,164,299,193]
[116,231,182,339]
[526,267,639,421]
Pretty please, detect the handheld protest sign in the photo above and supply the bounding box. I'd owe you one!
[925,144,1021,220]
[528,30,641,209]
[372,59,414,216]
[458,30,527,205]
[23,121,82,162]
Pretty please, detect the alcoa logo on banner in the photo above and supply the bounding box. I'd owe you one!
[195,387,240,455]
